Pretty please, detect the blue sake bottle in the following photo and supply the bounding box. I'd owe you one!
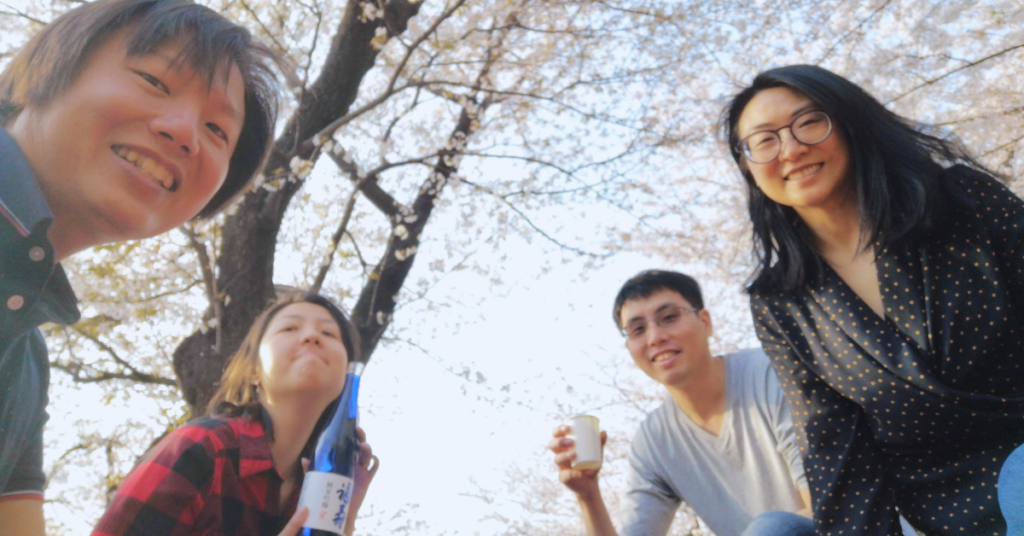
[298,361,364,535]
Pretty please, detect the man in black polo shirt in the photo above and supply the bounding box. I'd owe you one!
[0,0,278,531]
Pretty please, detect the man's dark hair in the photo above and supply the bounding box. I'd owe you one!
[0,0,279,218]
[721,64,988,294]
[612,270,704,329]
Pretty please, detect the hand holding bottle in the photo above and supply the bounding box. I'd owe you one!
[279,506,310,536]
[279,427,378,536]
[343,427,379,535]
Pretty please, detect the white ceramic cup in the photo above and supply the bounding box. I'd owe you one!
[566,415,602,471]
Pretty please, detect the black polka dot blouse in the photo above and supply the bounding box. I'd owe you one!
[751,166,1024,535]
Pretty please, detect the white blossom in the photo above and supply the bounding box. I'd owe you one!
[360,2,379,21]
[289,156,313,179]
[370,26,389,50]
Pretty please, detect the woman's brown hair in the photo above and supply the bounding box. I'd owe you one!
[207,292,361,447]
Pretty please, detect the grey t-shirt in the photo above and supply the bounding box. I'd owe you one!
[619,348,808,536]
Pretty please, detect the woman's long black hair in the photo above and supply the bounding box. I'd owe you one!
[722,64,985,294]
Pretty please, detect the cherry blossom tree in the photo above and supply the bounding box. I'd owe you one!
[1,0,1021,533]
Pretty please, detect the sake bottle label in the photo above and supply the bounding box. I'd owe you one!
[298,471,355,533]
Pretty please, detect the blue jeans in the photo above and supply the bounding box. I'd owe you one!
[1001,443,1024,536]
[741,511,815,536]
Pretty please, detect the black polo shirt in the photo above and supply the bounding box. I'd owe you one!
[0,127,79,502]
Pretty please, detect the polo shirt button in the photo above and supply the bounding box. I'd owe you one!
[29,246,45,262]
[7,295,24,311]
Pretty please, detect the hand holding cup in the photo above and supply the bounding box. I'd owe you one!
[549,415,607,500]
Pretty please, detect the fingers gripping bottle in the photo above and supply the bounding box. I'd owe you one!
[298,362,364,535]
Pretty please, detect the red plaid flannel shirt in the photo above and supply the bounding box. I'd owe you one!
[92,416,299,536]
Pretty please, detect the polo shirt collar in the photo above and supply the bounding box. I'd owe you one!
[0,128,51,238]
[0,127,79,327]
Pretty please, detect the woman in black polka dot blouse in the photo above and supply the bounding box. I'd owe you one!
[722,64,1024,535]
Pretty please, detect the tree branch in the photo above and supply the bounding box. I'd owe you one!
[0,2,45,25]
[345,231,371,273]
[57,326,177,386]
[180,225,223,353]
[293,0,469,156]
[460,178,610,258]
[386,0,468,95]
[326,150,400,218]
[405,79,643,130]
[887,42,1024,104]
[310,173,375,293]
[979,133,1024,159]
[814,0,894,64]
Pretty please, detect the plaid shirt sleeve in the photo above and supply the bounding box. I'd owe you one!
[92,424,222,536]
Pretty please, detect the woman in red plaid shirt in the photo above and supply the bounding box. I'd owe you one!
[93,293,379,536]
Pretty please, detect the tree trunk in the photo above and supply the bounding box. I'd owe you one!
[172,0,425,416]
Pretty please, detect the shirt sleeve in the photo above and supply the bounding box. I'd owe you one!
[92,426,216,536]
[759,358,808,491]
[751,295,903,536]
[0,331,49,502]
[0,423,45,502]
[618,426,679,536]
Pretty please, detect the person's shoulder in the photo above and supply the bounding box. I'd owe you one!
[627,396,680,466]
[179,415,239,434]
[748,287,798,313]
[941,164,1024,233]
[723,348,774,393]
[634,395,676,439]
[748,288,780,305]
[154,416,242,458]
[722,347,769,367]
[943,163,998,184]
[943,164,1018,206]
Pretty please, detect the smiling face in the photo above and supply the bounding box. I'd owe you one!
[257,302,350,405]
[620,288,715,388]
[7,29,245,250]
[737,86,854,214]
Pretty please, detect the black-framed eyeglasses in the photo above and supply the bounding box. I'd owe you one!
[737,110,833,164]
[621,305,700,342]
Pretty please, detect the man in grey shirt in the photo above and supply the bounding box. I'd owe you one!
[549,270,813,536]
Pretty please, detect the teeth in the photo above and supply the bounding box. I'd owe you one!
[153,166,170,183]
[113,146,176,191]
[787,163,822,181]
[653,353,674,363]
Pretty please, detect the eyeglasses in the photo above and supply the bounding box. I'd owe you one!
[737,110,833,164]
[621,305,700,341]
